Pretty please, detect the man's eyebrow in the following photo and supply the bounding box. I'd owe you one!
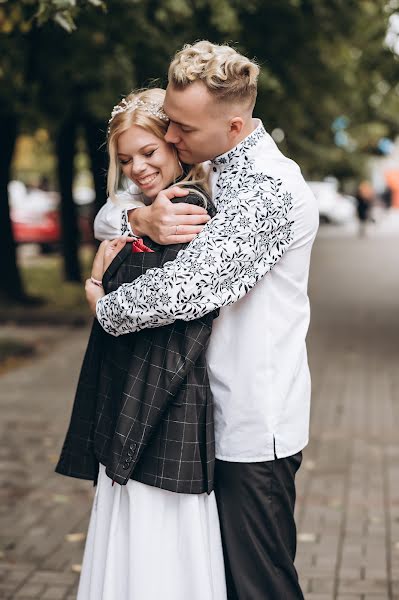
[169,118,194,128]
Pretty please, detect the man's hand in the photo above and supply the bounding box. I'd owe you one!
[129,186,210,245]
[85,279,105,315]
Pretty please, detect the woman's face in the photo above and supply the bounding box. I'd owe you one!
[117,125,181,200]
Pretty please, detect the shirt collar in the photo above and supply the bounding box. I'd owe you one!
[211,119,267,169]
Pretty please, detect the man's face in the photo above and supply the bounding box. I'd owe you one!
[163,81,233,165]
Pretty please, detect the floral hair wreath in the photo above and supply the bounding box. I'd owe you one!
[107,98,169,133]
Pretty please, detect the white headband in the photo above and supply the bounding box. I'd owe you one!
[108,98,169,132]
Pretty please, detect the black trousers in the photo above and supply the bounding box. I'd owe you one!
[214,453,304,600]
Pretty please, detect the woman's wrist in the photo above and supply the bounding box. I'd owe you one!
[128,206,147,238]
[90,276,103,287]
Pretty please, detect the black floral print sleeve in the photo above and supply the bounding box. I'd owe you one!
[96,150,295,337]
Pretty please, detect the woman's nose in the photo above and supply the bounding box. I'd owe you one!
[131,158,146,175]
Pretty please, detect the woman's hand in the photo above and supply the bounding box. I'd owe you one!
[102,236,135,273]
[91,241,107,281]
[85,279,105,315]
[91,236,135,282]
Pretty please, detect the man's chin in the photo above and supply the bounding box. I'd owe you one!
[177,149,192,162]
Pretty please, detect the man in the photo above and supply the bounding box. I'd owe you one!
[88,41,319,599]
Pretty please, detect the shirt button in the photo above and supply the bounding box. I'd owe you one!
[212,167,217,172]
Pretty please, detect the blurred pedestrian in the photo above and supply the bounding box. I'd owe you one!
[356,180,374,237]
[381,185,392,210]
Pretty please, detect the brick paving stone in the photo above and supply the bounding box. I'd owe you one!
[311,578,336,593]
[41,586,69,599]
[0,583,20,598]
[1,228,398,599]
[305,595,334,600]
[13,582,46,598]
[338,579,390,594]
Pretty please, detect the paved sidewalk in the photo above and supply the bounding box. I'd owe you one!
[0,229,398,599]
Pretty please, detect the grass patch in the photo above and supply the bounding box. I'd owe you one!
[0,248,95,325]
[0,338,36,374]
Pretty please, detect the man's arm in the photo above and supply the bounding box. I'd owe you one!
[96,178,295,336]
[95,185,210,244]
[129,189,211,245]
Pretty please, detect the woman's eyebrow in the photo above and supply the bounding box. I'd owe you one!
[117,144,158,156]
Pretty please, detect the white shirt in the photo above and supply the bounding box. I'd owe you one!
[94,120,319,462]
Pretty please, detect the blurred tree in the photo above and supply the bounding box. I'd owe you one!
[226,0,399,179]
[1,0,398,297]
[0,0,103,298]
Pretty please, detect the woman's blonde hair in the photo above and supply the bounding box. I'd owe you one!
[168,41,259,108]
[107,88,206,202]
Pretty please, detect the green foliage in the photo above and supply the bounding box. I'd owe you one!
[0,0,105,33]
[1,0,399,179]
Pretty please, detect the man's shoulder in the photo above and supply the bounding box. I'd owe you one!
[250,145,314,202]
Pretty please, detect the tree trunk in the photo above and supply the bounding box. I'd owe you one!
[0,114,26,302]
[56,117,81,282]
[83,117,108,218]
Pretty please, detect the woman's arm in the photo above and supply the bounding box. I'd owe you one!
[94,193,145,241]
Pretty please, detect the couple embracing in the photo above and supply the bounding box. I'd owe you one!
[56,40,319,600]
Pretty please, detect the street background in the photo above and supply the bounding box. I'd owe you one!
[1,216,398,600]
[1,1,399,599]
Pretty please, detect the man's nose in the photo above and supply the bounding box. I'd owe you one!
[165,122,180,144]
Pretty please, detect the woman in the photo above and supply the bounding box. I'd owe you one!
[56,88,227,600]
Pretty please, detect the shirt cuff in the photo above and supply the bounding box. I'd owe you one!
[96,294,123,337]
[121,208,140,239]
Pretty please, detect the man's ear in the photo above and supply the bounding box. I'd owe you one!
[229,117,244,140]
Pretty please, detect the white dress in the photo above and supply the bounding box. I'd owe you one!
[77,464,227,600]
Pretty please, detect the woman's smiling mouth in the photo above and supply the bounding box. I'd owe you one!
[137,172,159,187]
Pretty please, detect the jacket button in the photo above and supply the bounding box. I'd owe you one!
[122,463,129,470]
[129,443,137,451]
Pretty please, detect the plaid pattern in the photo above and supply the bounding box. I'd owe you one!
[56,191,218,494]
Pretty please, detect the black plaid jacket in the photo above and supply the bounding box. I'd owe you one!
[56,190,218,494]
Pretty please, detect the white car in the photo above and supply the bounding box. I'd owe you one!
[307,181,356,224]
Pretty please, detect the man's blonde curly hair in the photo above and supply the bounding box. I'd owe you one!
[168,41,259,108]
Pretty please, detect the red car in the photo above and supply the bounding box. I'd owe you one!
[10,181,94,251]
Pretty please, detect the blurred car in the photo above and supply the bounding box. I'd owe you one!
[9,180,94,252]
[307,180,356,224]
